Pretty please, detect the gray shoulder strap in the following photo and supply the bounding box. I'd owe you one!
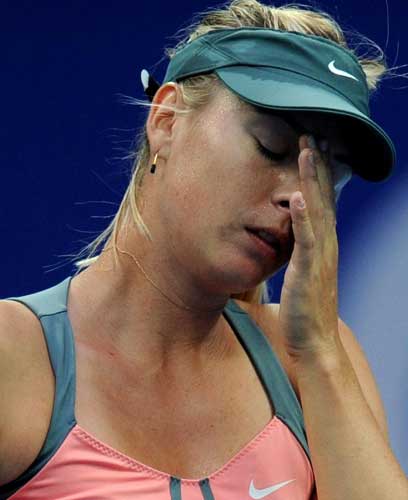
[0,277,76,499]
[224,298,311,462]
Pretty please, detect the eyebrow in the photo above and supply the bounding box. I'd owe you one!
[266,110,310,137]
[281,115,310,136]
[254,106,313,138]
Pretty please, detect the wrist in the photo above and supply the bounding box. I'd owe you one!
[290,335,346,379]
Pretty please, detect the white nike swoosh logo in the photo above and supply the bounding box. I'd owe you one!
[249,479,296,499]
[328,60,359,81]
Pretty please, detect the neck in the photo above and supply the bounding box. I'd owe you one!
[67,242,237,375]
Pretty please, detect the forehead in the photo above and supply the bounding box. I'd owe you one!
[247,105,348,147]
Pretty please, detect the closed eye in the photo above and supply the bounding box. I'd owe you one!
[256,140,353,169]
[255,140,287,162]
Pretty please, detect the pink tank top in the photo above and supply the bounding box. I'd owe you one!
[1,276,316,499]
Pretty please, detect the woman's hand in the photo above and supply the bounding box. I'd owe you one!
[278,134,341,366]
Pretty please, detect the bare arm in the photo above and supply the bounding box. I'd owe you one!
[295,319,408,500]
[272,135,408,499]
[0,300,54,486]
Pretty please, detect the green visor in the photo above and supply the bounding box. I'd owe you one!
[153,28,396,182]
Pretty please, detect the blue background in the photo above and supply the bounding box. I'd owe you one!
[2,0,407,474]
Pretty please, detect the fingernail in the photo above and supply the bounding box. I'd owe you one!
[307,135,317,150]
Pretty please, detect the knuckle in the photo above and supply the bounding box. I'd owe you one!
[303,236,315,250]
[297,230,315,250]
[306,170,319,182]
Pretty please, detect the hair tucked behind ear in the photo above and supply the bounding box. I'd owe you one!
[67,0,397,305]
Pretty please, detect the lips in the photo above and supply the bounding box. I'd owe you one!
[246,227,281,253]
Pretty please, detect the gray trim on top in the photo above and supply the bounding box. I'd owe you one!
[0,276,311,500]
[0,278,76,499]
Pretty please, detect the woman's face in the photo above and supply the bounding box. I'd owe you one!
[148,86,350,294]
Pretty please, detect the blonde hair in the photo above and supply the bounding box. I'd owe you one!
[69,0,393,304]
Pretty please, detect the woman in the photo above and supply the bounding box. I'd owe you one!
[0,1,407,499]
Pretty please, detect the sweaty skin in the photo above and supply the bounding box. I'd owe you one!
[67,83,349,379]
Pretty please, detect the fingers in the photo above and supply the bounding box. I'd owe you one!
[290,191,315,271]
[288,134,339,278]
[298,135,336,229]
[313,140,336,216]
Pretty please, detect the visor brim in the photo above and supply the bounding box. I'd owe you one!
[216,66,396,182]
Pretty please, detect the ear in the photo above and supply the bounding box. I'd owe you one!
[146,82,186,160]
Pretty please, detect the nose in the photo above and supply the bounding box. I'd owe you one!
[273,190,298,213]
[270,160,302,215]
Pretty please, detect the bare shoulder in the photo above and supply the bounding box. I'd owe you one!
[0,299,48,362]
[232,299,300,399]
[0,299,55,486]
[0,299,44,366]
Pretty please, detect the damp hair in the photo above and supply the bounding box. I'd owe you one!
[66,0,398,305]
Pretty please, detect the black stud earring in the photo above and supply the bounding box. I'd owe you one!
[150,153,158,174]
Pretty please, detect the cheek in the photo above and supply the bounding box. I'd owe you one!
[159,110,271,239]
[275,171,287,185]
[171,121,251,206]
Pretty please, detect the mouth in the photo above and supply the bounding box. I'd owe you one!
[245,227,280,258]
